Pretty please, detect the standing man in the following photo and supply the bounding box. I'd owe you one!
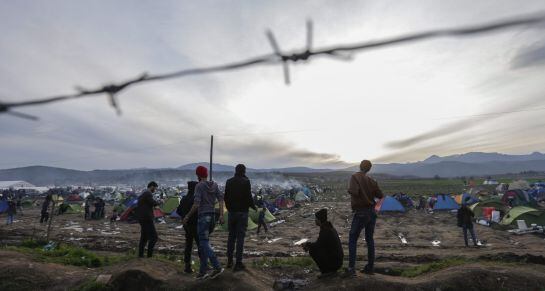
[6,200,16,225]
[135,181,159,258]
[182,166,224,280]
[345,160,383,277]
[457,197,478,247]
[224,164,256,271]
[179,181,200,274]
[40,194,52,223]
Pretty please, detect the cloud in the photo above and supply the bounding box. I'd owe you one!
[511,42,545,69]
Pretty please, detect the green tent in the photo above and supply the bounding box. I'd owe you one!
[216,212,258,231]
[294,191,310,202]
[249,207,276,223]
[161,197,180,214]
[500,206,545,227]
[58,203,84,214]
[470,198,506,217]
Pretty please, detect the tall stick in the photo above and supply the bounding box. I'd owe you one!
[209,135,214,181]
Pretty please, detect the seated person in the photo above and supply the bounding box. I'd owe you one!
[302,209,344,278]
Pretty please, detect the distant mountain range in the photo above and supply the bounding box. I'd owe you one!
[2,152,545,186]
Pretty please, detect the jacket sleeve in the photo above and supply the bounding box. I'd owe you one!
[246,180,256,210]
[224,180,231,211]
[371,179,384,199]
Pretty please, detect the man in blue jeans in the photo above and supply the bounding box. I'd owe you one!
[224,164,257,271]
[183,166,225,280]
[345,160,384,277]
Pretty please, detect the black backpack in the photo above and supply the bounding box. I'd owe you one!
[177,181,198,220]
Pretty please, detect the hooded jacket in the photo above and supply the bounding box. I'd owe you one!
[348,172,384,211]
[135,189,158,222]
[225,173,256,213]
[194,180,223,215]
[307,221,344,272]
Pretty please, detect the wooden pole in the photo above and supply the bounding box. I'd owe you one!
[209,135,214,181]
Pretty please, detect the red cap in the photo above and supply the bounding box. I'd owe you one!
[196,166,208,179]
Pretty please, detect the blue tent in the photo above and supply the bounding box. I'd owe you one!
[0,200,8,214]
[456,193,479,205]
[124,197,138,208]
[170,209,180,218]
[433,194,459,210]
[376,196,405,213]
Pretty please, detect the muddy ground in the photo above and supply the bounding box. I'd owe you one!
[1,202,545,290]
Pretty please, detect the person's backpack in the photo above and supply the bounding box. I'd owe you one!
[177,193,194,219]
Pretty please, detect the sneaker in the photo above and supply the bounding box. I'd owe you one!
[196,272,209,280]
[233,263,246,272]
[341,268,356,278]
[209,268,224,279]
[360,265,374,275]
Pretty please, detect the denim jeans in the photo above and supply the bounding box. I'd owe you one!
[227,212,248,264]
[348,208,377,271]
[463,224,477,246]
[198,213,221,274]
[6,214,14,225]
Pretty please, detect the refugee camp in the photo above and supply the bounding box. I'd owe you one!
[2,1,545,290]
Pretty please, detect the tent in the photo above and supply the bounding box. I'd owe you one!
[501,190,531,207]
[216,211,258,231]
[455,193,479,205]
[483,179,499,185]
[375,196,405,213]
[433,194,459,210]
[470,198,506,217]
[58,203,84,214]
[52,194,64,207]
[120,207,137,222]
[275,195,295,209]
[0,200,8,214]
[500,206,545,227]
[249,207,276,222]
[170,210,181,218]
[67,194,82,202]
[509,180,530,190]
[123,197,138,208]
[153,208,164,218]
[294,191,310,202]
[528,187,545,202]
[161,197,180,214]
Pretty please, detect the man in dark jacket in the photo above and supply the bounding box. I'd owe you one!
[136,181,159,258]
[345,160,383,277]
[6,200,16,225]
[457,197,478,247]
[303,209,343,278]
[40,194,52,223]
[179,181,200,273]
[224,164,256,271]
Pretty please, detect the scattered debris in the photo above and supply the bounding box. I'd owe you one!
[431,240,441,247]
[270,220,285,227]
[293,238,308,246]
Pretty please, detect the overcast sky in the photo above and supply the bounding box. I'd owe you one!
[1,0,545,170]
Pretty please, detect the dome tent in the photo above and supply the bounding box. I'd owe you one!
[249,207,276,222]
[500,206,545,227]
[375,196,405,213]
[433,194,459,211]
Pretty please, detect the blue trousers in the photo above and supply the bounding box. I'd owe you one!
[6,214,14,225]
[227,212,248,264]
[198,213,221,274]
[348,208,377,271]
[463,224,477,246]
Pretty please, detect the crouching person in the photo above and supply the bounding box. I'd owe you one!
[302,209,344,278]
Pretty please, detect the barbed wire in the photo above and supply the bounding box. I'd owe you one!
[1,12,545,120]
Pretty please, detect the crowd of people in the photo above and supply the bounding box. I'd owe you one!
[5,158,480,281]
[131,160,385,280]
